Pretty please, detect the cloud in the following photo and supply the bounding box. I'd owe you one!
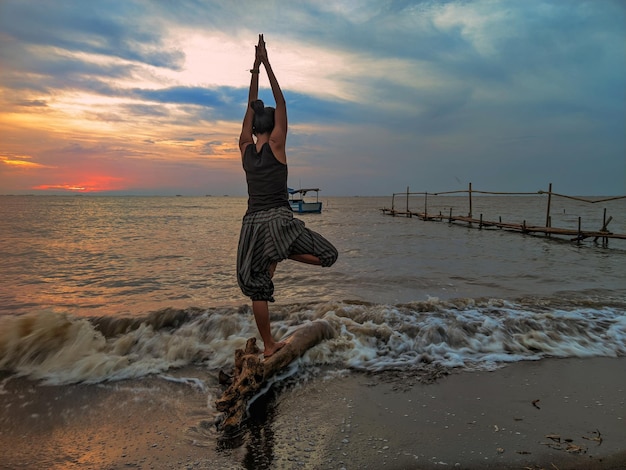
[1,154,51,170]
[0,0,185,69]
[0,0,624,196]
[15,100,49,108]
[128,85,246,118]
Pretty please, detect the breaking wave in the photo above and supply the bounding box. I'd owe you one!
[1,297,624,385]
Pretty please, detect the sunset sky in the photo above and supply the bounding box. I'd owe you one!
[0,0,624,196]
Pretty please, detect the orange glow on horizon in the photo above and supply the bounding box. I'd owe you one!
[33,175,127,193]
[0,32,355,195]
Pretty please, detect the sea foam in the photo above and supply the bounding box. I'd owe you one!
[0,297,624,385]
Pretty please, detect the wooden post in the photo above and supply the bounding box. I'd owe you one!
[406,186,410,214]
[479,213,483,229]
[424,192,428,220]
[545,183,552,227]
[594,208,606,245]
[603,208,608,247]
[594,209,612,248]
[449,207,453,223]
[467,182,473,228]
[577,217,582,245]
[391,193,395,212]
[545,183,552,237]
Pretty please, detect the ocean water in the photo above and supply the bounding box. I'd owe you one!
[0,195,625,466]
[1,194,625,381]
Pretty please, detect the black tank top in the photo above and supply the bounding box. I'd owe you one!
[243,142,290,214]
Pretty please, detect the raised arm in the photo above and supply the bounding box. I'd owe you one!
[239,37,262,155]
[257,35,287,163]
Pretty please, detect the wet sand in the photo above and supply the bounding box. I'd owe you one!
[1,357,625,469]
[271,357,626,470]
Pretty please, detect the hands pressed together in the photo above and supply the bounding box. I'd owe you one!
[252,34,269,72]
[247,33,285,113]
[256,34,268,64]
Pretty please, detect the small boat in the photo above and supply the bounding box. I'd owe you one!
[288,187,323,213]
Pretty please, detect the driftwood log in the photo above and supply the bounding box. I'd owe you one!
[215,320,335,432]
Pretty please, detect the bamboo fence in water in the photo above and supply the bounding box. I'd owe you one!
[381,183,626,247]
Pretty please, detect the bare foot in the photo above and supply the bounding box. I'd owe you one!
[263,341,286,358]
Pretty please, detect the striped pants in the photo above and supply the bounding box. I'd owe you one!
[237,206,338,301]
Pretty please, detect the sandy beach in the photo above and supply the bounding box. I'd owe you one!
[1,357,625,470]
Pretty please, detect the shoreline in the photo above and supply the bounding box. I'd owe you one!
[275,357,625,469]
[1,357,625,469]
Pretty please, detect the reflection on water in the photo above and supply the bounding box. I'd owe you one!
[215,390,280,470]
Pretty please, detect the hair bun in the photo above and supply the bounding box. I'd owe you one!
[251,100,265,115]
